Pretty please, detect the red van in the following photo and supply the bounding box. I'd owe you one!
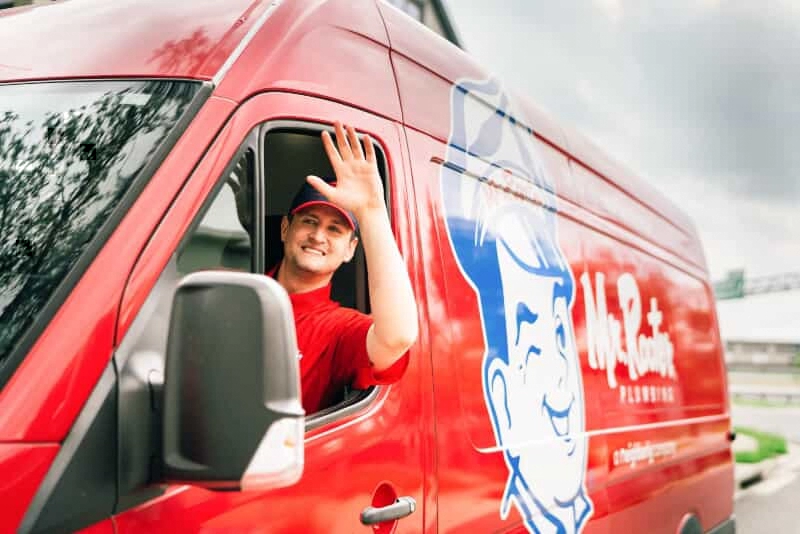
[0,1,735,533]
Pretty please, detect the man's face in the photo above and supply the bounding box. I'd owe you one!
[280,205,356,277]
[494,237,586,506]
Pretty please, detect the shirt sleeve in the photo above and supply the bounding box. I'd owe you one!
[332,308,410,390]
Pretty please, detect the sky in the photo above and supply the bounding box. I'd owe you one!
[444,0,799,283]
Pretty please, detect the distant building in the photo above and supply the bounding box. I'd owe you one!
[716,289,800,369]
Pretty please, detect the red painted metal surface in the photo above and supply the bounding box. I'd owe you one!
[0,0,269,83]
[0,444,58,533]
[389,5,731,525]
[75,519,116,534]
[404,125,611,533]
[215,0,402,123]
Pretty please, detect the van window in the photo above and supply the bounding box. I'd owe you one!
[0,80,201,374]
[177,149,255,274]
[262,127,387,312]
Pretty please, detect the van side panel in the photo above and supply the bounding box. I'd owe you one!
[575,163,733,532]
[563,126,705,270]
[386,7,732,533]
[571,160,704,279]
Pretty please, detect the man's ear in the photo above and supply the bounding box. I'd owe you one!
[343,236,358,263]
[280,216,289,242]
[486,357,515,454]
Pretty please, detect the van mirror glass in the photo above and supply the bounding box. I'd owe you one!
[161,271,304,491]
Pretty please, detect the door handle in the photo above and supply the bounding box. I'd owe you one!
[360,496,417,525]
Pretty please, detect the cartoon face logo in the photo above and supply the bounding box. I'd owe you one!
[440,78,593,533]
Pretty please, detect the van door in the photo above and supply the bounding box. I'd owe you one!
[570,159,733,533]
[111,92,431,534]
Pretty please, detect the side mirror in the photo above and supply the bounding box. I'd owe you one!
[161,271,304,491]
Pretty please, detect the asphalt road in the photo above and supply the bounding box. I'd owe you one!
[735,466,800,533]
[732,403,800,533]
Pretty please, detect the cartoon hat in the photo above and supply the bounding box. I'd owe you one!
[288,177,358,234]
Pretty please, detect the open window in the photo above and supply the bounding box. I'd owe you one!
[261,124,388,311]
[260,123,389,426]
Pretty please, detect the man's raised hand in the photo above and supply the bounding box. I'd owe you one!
[306,121,384,218]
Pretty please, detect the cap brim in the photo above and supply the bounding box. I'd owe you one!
[290,200,357,231]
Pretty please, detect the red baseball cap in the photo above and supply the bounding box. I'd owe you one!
[289,177,358,233]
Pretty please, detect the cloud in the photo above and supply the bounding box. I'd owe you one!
[655,173,799,280]
[446,0,800,278]
[450,0,800,200]
[592,0,624,22]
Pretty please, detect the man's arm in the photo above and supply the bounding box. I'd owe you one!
[357,204,418,371]
[307,122,418,371]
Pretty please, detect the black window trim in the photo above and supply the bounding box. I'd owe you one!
[171,131,264,277]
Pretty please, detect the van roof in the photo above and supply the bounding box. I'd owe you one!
[0,0,267,83]
[1,0,704,270]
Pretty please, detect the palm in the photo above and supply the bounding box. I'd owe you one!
[308,122,384,215]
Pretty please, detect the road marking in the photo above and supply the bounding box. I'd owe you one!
[752,472,797,496]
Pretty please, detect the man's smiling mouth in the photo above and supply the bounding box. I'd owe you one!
[301,246,326,256]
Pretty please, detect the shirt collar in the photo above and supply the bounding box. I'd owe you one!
[267,264,333,315]
[287,283,333,314]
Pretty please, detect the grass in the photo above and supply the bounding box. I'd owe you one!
[735,426,788,463]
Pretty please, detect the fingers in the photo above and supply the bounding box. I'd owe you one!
[334,121,353,161]
[346,124,365,160]
[323,121,370,164]
[363,133,376,163]
[321,130,342,168]
[306,174,336,198]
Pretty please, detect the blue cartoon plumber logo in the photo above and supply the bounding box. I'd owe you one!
[439,78,593,533]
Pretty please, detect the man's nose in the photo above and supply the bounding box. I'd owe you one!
[308,226,325,242]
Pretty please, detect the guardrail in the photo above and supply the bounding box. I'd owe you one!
[729,384,800,403]
[727,364,800,374]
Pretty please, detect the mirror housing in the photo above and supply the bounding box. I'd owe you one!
[161,271,304,491]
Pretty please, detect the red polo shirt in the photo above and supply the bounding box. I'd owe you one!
[283,282,409,414]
